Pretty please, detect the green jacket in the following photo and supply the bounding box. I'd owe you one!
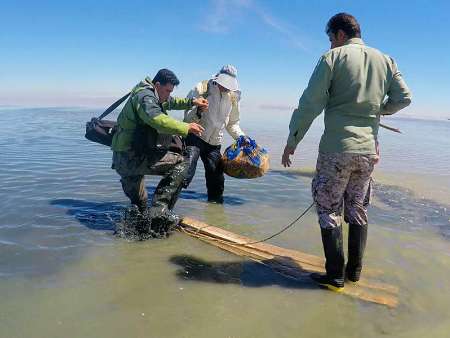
[287,38,412,154]
[111,77,193,152]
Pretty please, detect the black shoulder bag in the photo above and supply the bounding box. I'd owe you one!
[84,93,130,146]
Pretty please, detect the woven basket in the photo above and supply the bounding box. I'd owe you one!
[222,137,269,179]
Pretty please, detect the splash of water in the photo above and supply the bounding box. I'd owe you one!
[114,206,178,241]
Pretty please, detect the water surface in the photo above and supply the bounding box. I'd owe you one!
[0,108,449,338]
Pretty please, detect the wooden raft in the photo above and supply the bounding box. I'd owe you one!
[180,217,399,308]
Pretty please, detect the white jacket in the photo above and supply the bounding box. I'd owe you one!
[184,80,245,146]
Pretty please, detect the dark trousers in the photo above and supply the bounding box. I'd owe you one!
[112,150,189,213]
[184,134,224,200]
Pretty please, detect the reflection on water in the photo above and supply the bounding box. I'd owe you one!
[1,108,450,338]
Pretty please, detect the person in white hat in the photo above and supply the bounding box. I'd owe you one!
[183,65,246,203]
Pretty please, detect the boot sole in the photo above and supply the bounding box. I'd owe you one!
[317,282,344,292]
[345,278,359,285]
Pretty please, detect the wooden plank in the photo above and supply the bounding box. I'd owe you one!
[180,217,399,308]
[181,218,385,277]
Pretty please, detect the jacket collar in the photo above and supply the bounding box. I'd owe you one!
[344,38,365,46]
[133,76,160,101]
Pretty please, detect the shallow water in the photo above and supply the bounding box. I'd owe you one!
[0,108,449,338]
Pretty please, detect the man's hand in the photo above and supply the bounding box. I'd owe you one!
[374,141,380,164]
[188,123,205,137]
[192,97,209,111]
[198,105,208,113]
[281,145,295,167]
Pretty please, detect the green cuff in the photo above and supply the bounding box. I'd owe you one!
[287,134,299,149]
[179,122,190,137]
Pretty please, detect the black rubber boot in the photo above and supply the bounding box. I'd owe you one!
[203,146,224,204]
[310,226,345,291]
[152,160,188,209]
[134,199,148,214]
[148,209,180,237]
[207,195,224,204]
[149,160,188,235]
[346,223,368,282]
[183,146,201,188]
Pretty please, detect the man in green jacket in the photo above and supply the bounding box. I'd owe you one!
[282,13,411,291]
[112,69,207,232]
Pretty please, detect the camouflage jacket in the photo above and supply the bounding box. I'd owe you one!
[111,77,193,152]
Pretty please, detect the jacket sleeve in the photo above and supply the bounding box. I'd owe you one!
[134,93,189,137]
[184,84,202,123]
[287,55,332,149]
[162,96,194,111]
[226,92,245,139]
[381,58,412,115]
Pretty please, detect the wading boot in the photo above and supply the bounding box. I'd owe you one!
[346,223,368,283]
[135,199,148,214]
[207,195,224,204]
[310,226,345,292]
[149,160,188,235]
[149,210,180,237]
[183,146,201,188]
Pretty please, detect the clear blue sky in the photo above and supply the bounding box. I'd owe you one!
[1,0,449,119]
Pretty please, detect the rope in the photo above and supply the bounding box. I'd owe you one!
[180,201,315,246]
[241,202,315,245]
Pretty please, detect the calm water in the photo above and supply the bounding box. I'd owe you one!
[0,107,449,338]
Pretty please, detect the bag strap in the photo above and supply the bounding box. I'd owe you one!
[97,92,131,120]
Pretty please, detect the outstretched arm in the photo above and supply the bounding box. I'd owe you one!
[226,93,245,139]
[135,94,190,136]
[282,55,332,167]
[286,55,332,150]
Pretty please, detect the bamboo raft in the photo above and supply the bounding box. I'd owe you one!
[179,217,399,308]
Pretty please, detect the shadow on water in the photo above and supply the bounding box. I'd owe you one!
[51,199,124,231]
[169,255,316,289]
[50,188,245,231]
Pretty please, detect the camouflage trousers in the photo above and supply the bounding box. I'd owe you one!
[312,153,377,229]
[112,150,189,211]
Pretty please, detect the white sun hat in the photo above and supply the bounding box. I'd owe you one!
[212,64,239,91]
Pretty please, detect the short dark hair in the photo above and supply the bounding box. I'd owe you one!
[152,69,180,86]
[326,13,361,38]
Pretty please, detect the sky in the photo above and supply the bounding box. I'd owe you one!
[1,0,450,119]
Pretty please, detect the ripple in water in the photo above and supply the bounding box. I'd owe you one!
[372,182,450,239]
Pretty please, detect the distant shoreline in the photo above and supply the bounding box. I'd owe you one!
[1,105,448,123]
